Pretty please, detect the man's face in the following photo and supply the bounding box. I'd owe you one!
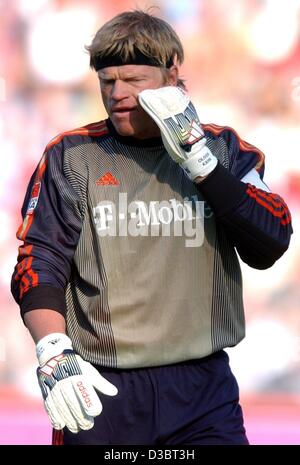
[98,64,177,139]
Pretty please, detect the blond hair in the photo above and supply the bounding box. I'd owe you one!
[86,9,185,87]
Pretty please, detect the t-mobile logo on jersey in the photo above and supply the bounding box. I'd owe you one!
[93,193,213,247]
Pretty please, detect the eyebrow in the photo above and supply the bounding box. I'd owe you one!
[98,73,147,80]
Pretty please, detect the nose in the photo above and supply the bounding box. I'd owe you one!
[111,79,128,102]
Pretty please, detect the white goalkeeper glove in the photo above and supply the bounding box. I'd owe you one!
[138,86,218,181]
[36,333,118,434]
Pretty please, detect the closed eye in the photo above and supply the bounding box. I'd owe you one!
[100,78,115,86]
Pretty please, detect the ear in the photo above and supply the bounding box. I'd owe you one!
[167,65,179,86]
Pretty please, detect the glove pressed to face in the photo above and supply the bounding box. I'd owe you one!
[138,86,218,180]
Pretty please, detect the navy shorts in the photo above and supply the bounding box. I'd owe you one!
[60,350,249,445]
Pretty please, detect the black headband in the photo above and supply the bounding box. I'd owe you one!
[92,49,174,71]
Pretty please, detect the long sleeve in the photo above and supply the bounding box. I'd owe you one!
[197,125,292,269]
[11,139,83,318]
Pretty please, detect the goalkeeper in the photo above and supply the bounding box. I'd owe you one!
[11,10,292,445]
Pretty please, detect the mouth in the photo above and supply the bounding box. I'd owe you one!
[111,107,138,116]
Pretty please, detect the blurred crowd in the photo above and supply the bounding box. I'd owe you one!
[0,0,299,399]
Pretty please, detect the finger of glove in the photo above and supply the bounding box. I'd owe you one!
[44,393,66,431]
[139,87,189,119]
[138,92,171,133]
[59,377,96,431]
[50,383,81,433]
[83,362,118,397]
[138,92,186,161]
[71,374,104,417]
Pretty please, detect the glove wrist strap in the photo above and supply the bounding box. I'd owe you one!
[181,145,218,180]
[36,332,73,367]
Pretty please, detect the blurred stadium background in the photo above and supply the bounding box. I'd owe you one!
[0,0,299,445]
